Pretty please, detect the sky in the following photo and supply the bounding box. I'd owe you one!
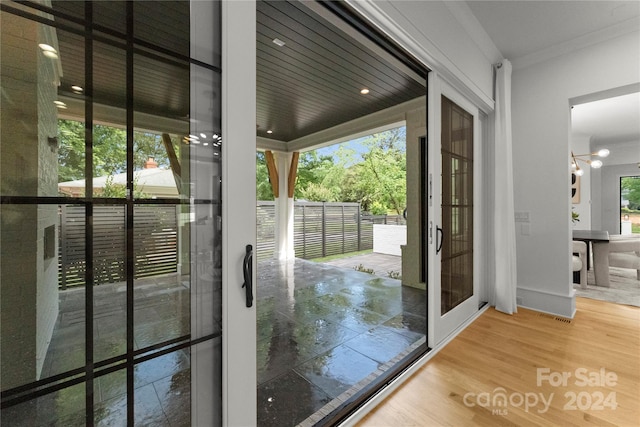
[315,126,406,164]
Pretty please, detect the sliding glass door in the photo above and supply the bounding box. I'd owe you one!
[430,88,481,345]
[1,1,256,425]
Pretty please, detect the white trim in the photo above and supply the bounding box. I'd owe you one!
[338,304,490,427]
[346,0,494,113]
[516,286,577,319]
[432,77,483,345]
[570,82,640,106]
[256,136,286,152]
[287,97,425,152]
[443,1,503,63]
[512,17,640,70]
[221,1,257,426]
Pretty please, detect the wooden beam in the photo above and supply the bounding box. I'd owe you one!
[161,133,181,177]
[265,150,279,198]
[288,152,299,198]
[161,133,182,193]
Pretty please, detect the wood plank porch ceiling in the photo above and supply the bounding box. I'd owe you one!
[52,1,426,147]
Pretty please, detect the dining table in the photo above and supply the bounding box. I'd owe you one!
[572,230,610,270]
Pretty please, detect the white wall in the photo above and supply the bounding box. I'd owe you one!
[373,224,406,256]
[593,162,640,234]
[570,135,592,230]
[512,31,640,317]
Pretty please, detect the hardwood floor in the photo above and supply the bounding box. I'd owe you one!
[356,298,640,426]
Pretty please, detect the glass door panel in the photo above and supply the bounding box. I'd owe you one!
[432,93,479,345]
[441,97,474,314]
[0,2,257,425]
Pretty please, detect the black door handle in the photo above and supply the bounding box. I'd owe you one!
[242,244,253,308]
[436,226,444,254]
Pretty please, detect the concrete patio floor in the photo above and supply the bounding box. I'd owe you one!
[3,254,425,427]
[321,252,402,277]
[256,256,425,426]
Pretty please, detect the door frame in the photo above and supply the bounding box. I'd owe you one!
[221,1,257,426]
[427,75,483,347]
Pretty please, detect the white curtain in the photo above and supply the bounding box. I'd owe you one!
[492,59,518,314]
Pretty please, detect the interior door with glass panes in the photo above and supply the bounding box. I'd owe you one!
[430,86,481,345]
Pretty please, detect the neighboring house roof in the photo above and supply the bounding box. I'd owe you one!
[58,168,179,198]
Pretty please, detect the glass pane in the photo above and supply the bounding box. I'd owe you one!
[189,64,222,340]
[133,51,189,200]
[134,1,190,57]
[1,204,87,387]
[94,369,127,424]
[621,176,640,234]
[133,350,191,426]
[133,204,188,349]
[1,382,85,426]
[94,205,127,363]
[0,18,81,198]
[94,1,127,34]
[2,1,223,424]
[93,41,127,198]
[441,96,473,315]
[56,29,86,199]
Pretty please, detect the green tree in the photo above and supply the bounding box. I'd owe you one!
[256,152,274,200]
[57,119,86,182]
[58,119,179,182]
[622,176,640,211]
[294,151,337,200]
[99,175,148,198]
[340,128,406,214]
[254,127,407,212]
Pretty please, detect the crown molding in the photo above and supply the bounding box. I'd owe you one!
[444,1,503,64]
[512,17,640,70]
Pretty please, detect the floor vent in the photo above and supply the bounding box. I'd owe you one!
[538,313,572,324]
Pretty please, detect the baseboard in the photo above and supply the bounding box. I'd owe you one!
[517,285,576,318]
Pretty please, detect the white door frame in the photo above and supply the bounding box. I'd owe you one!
[221,1,257,426]
[427,74,483,347]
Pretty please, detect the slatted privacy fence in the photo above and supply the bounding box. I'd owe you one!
[59,201,399,288]
[257,202,276,260]
[58,205,178,289]
[257,201,378,260]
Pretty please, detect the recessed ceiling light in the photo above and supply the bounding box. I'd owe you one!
[267,130,273,134]
[39,43,56,52]
[272,38,286,47]
[38,43,59,59]
[360,88,370,95]
[189,134,199,140]
[71,85,83,93]
[200,133,207,138]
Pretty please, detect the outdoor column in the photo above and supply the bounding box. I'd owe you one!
[274,152,296,260]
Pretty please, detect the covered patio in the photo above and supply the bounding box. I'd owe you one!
[257,256,426,426]
[5,254,424,426]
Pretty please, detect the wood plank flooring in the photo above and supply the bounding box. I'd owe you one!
[356,298,640,426]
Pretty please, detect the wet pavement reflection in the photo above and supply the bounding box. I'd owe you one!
[257,258,426,427]
[4,258,424,426]
[3,275,191,427]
